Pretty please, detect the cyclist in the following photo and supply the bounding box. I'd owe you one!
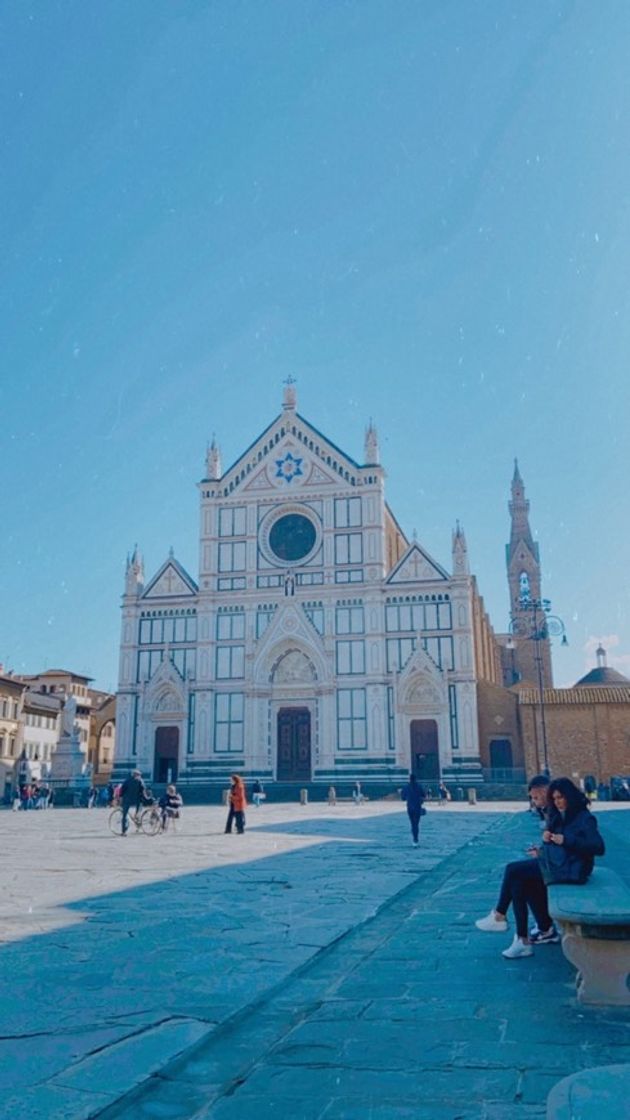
[158,784,183,830]
[119,769,146,836]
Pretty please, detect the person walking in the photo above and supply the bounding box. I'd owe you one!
[401,774,426,846]
[251,779,265,807]
[225,774,247,834]
[119,769,146,836]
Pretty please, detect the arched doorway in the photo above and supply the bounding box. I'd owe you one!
[154,727,179,783]
[277,708,311,781]
[410,719,439,781]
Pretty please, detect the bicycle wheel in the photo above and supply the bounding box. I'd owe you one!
[141,807,161,836]
[108,808,124,836]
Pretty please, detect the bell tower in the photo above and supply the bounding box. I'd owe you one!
[505,462,552,687]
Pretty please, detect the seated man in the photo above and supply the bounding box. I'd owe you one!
[474,774,558,958]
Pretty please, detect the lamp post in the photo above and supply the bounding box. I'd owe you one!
[508,596,568,777]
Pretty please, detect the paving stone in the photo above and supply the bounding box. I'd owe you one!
[2,802,629,1120]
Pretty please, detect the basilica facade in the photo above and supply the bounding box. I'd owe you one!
[114,383,499,789]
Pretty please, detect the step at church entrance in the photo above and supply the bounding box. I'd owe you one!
[277,708,311,781]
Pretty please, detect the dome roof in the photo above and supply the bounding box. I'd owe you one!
[574,646,630,687]
[574,665,630,687]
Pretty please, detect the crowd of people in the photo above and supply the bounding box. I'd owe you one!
[12,783,55,810]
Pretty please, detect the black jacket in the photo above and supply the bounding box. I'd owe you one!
[401,781,426,812]
[546,807,605,881]
[120,776,145,807]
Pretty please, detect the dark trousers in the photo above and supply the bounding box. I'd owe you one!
[407,808,422,842]
[496,858,552,939]
[225,808,245,834]
[121,801,138,835]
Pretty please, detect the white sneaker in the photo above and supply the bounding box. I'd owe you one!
[502,936,533,959]
[475,911,508,933]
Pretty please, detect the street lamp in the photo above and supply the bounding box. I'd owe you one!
[508,596,568,777]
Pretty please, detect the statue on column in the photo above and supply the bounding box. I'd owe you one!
[61,694,78,738]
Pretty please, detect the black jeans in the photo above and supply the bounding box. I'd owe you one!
[496,858,552,939]
[407,808,422,843]
[225,808,245,834]
[121,801,139,835]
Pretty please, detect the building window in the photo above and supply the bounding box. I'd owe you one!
[337,689,367,750]
[139,619,151,644]
[386,637,416,673]
[218,541,246,572]
[335,533,362,565]
[385,600,452,632]
[334,497,362,528]
[137,649,164,682]
[218,576,247,591]
[216,646,245,680]
[215,693,244,752]
[219,506,247,536]
[335,606,364,634]
[335,570,363,584]
[303,605,324,635]
[256,608,276,638]
[336,640,365,675]
[216,612,246,641]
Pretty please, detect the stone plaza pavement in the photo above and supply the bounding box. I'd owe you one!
[1,801,629,1119]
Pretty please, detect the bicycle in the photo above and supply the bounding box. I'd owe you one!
[108,801,161,836]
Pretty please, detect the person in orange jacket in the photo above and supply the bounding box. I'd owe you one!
[225,774,247,834]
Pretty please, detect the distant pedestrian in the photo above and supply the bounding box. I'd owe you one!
[401,774,426,846]
[327,785,337,806]
[225,774,247,834]
[352,781,364,805]
[439,781,450,805]
[252,779,265,807]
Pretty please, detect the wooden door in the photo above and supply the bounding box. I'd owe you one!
[410,719,439,781]
[277,708,311,781]
[154,726,179,783]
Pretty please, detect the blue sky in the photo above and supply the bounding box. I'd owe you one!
[2,1,629,691]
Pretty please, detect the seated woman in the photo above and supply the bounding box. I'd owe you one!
[475,776,605,959]
[158,784,183,830]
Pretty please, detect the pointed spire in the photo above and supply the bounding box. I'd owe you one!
[509,459,535,554]
[282,374,297,411]
[364,418,379,465]
[452,521,469,575]
[168,545,175,560]
[206,435,222,480]
[596,644,607,669]
[125,545,144,596]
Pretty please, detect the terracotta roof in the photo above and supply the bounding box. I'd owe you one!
[518,686,630,705]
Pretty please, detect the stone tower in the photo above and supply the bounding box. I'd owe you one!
[505,462,552,687]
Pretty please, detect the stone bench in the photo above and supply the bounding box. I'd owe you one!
[546,1063,630,1118]
[547,867,630,1006]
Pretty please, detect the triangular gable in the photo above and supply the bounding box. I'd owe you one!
[386,542,449,584]
[217,411,363,495]
[252,603,330,684]
[142,558,198,600]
